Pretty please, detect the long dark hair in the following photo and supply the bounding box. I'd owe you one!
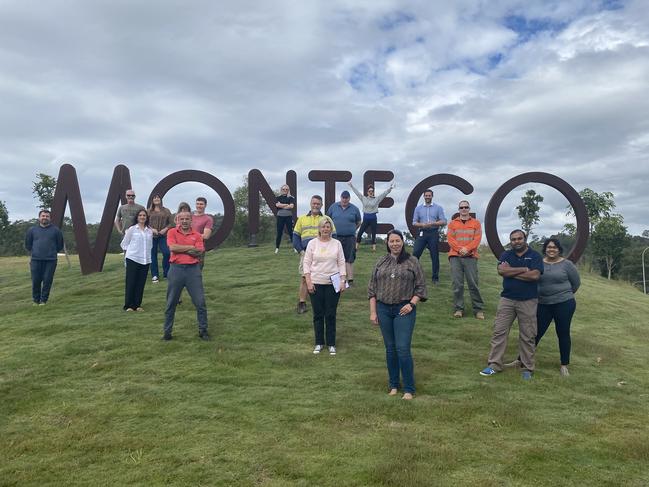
[149,194,164,212]
[385,229,411,264]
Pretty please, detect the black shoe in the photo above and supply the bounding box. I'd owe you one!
[347,280,354,287]
[297,301,307,314]
[162,334,173,341]
[432,280,439,286]
[198,331,211,341]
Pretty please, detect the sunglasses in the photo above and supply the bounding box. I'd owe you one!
[126,194,135,198]
[459,206,469,209]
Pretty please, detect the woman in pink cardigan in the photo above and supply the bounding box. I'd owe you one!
[303,216,346,356]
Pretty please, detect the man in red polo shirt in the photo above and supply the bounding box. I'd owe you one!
[163,211,210,341]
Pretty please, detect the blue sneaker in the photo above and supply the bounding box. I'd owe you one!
[521,371,533,380]
[479,367,497,376]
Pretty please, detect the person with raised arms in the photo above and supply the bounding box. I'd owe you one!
[348,180,394,252]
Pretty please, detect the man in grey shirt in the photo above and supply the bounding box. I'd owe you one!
[115,189,145,235]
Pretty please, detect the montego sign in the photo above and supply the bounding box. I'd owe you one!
[49,164,589,275]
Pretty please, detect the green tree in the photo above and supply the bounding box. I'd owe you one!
[590,214,629,280]
[566,188,615,234]
[516,189,544,237]
[32,173,57,210]
[0,200,9,229]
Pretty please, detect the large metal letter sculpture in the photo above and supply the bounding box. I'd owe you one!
[405,174,474,252]
[148,170,235,251]
[484,172,589,263]
[51,164,133,274]
[308,170,352,211]
[247,169,297,247]
[364,170,395,235]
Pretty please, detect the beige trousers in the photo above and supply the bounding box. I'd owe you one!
[487,297,538,372]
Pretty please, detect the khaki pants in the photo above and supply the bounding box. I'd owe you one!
[449,256,484,312]
[487,297,538,372]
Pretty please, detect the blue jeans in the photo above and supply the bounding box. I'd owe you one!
[377,301,417,393]
[151,236,170,279]
[164,264,208,335]
[413,229,439,281]
[30,259,57,303]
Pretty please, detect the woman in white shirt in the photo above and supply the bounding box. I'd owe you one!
[303,216,346,355]
[120,209,153,311]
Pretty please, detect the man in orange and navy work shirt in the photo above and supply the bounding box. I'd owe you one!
[447,200,485,320]
[163,211,210,341]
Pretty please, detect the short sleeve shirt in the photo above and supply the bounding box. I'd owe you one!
[499,247,544,301]
[191,213,214,236]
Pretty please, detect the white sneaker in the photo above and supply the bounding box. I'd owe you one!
[274,248,279,254]
[329,346,336,356]
[313,345,323,354]
[152,276,159,283]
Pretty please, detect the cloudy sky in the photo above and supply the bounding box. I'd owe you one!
[1,0,647,241]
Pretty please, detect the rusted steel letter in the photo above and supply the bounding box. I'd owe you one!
[308,170,352,211]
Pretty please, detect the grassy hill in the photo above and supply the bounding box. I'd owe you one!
[1,245,648,486]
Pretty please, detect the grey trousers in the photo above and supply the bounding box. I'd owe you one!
[449,257,484,312]
[164,263,208,335]
[487,297,537,373]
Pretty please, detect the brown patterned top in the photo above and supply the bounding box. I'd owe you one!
[368,255,427,304]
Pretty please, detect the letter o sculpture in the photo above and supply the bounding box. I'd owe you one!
[148,170,236,251]
[484,172,589,263]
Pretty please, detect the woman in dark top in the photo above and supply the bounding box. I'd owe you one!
[275,184,295,254]
[148,194,172,282]
[368,229,427,400]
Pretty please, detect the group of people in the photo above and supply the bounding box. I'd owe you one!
[24,183,580,400]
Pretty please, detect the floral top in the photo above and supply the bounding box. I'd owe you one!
[368,255,427,304]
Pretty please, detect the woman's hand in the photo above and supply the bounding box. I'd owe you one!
[370,311,379,326]
[307,282,316,294]
[399,303,414,316]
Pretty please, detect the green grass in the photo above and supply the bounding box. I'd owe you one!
[1,245,648,486]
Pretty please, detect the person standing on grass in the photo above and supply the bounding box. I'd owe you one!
[120,209,153,312]
[412,189,446,285]
[505,238,580,377]
[148,194,172,283]
[275,184,295,254]
[303,217,346,356]
[368,229,427,400]
[348,180,394,252]
[447,200,485,320]
[480,229,543,380]
[163,211,210,341]
[115,189,145,236]
[192,197,213,269]
[293,195,336,314]
[327,190,361,286]
[24,209,64,305]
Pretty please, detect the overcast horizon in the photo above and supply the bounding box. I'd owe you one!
[1,0,647,242]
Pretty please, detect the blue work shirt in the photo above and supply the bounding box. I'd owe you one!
[499,247,544,301]
[327,202,361,237]
[412,203,446,234]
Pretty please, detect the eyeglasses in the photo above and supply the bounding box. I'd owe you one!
[459,206,469,209]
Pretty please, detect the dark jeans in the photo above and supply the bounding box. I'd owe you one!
[30,259,57,303]
[413,230,440,281]
[536,299,576,365]
[164,263,208,335]
[309,284,340,346]
[377,301,417,394]
[151,236,170,279]
[275,216,294,248]
[124,258,150,310]
[356,217,378,244]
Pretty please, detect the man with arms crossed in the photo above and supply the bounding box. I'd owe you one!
[25,209,64,305]
[412,189,446,284]
[115,189,145,235]
[163,212,210,341]
[293,195,336,314]
[480,230,543,380]
[327,190,361,286]
[447,200,485,319]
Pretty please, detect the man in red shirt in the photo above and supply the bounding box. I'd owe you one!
[163,212,210,341]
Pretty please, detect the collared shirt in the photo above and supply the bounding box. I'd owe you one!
[327,202,361,236]
[292,213,336,252]
[412,203,446,231]
[167,226,205,265]
[368,255,427,305]
[499,247,544,301]
[120,225,153,265]
[447,216,482,258]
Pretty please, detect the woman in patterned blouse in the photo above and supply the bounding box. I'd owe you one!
[368,229,427,400]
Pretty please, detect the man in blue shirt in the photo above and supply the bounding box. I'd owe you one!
[412,189,446,284]
[480,229,543,380]
[24,209,64,305]
[327,190,361,285]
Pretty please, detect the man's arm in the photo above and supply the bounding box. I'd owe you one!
[24,228,33,252]
[497,262,528,277]
[56,228,64,253]
[514,269,541,281]
[114,207,123,234]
